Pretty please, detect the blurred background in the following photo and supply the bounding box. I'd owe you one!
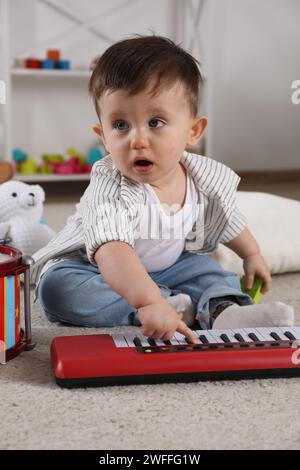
[0,0,299,197]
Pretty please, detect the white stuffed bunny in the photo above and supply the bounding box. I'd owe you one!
[0,180,55,256]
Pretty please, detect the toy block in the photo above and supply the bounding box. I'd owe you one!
[41,60,55,69]
[55,60,70,70]
[47,49,60,61]
[240,276,263,304]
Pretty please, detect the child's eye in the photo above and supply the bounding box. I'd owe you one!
[114,120,129,131]
[149,118,165,128]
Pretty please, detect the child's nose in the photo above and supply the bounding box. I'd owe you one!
[130,129,150,149]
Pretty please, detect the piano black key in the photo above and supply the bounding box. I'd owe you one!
[163,340,172,345]
[270,332,281,341]
[284,331,296,340]
[199,335,209,344]
[248,333,260,342]
[147,337,157,346]
[220,334,230,343]
[133,337,142,347]
[234,333,245,342]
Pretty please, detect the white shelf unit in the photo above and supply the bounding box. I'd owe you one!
[11,68,92,78]
[0,0,207,182]
[13,173,90,183]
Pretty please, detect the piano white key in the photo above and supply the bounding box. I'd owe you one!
[225,329,240,343]
[111,334,129,348]
[223,329,240,343]
[290,327,300,339]
[123,333,139,347]
[253,328,266,341]
[196,330,218,344]
[252,327,276,341]
[174,332,188,344]
[208,330,225,343]
[169,336,180,345]
[243,328,266,342]
[153,338,166,346]
[232,328,254,342]
[135,333,153,347]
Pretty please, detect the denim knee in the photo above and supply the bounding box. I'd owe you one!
[37,263,138,327]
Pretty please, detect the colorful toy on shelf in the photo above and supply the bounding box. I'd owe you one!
[66,147,86,164]
[47,50,60,61]
[13,148,39,174]
[25,58,41,69]
[19,156,38,175]
[87,146,106,165]
[41,149,89,175]
[56,60,70,70]
[41,60,55,70]
[21,49,71,71]
[42,154,64,164]
[39,165,53,174]
[12,148,27,163]
[40,154,62,174]
[11,146,104,176]
[52,156,87,175]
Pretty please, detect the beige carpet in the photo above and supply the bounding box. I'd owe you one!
[1,202,300,450]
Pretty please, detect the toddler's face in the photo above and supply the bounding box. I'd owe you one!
[93,81,207,186]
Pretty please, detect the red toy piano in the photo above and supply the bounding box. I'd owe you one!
[51,327,300,387]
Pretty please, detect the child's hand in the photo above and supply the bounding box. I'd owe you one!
[243,252,272,294]
[137,297,198,344]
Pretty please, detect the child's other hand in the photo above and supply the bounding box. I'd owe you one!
[137,297,198,344]
[243,252,272,294]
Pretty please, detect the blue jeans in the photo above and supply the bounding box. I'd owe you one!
[37,251,253,329]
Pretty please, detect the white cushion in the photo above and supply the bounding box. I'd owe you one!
[213,192,300,275]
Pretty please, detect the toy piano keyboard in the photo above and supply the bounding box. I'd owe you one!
[51,326,300,388]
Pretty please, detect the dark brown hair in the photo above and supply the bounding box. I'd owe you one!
[89,35,203,118]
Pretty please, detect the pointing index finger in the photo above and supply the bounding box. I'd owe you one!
[177,321,199,344]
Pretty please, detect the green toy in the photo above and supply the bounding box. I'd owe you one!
[19,156,38,174]
[39,165,53,174]
[42,154,64,164]
[240,276,263,304]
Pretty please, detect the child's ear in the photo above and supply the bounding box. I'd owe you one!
[92,123,108,149]
[187,116,208,146]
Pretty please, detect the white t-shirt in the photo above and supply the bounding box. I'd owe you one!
[134,172,199,272]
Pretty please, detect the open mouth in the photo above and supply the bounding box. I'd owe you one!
[134,159,152,166]
[133,158,154,173]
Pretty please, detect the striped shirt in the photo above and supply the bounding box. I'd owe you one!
[31,150,247,285]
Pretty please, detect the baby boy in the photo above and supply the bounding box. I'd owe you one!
[32,36,294,343]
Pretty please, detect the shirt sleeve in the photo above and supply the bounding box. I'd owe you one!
[219,206,248,244]
[81,164,136,264]
[188,157,247,253]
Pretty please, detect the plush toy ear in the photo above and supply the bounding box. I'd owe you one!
[31,184,45,203]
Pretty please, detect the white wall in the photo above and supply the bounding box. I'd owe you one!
[206,0,300,170]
